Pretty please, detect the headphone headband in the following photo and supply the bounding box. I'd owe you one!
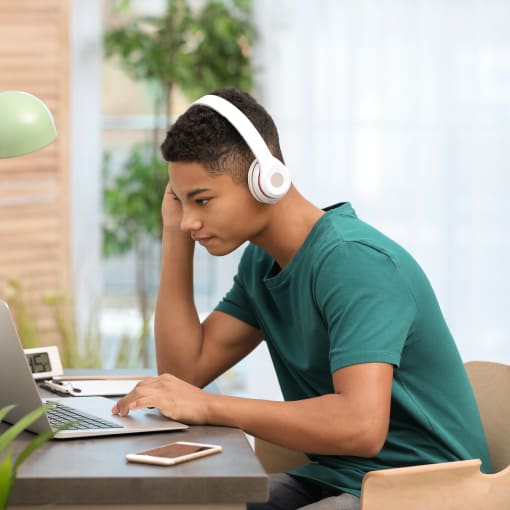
[190,94,291,204]
[192,94,274,166]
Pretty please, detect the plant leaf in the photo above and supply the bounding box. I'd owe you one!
[0,451,14,510]
[13,419,78,471]
[0,405,16,427]
[0,403,55,454]
[0,403,76,509]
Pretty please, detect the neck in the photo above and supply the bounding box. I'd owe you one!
[250,186,324,268]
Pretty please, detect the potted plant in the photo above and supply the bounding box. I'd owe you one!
[102,0,256,366]
[0,403,70,509]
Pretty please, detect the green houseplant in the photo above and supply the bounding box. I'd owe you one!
[3,278,102,369]
[102,145,167,367]
[0,403,71,509]
[103,0,256,366]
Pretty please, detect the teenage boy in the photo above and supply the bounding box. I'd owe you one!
[113,87,491,510]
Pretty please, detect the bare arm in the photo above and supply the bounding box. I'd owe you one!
[155,182,263,387]
[216,362,394,456]
[113,362,393,457]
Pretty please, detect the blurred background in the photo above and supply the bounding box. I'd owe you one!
[0,0,509,400]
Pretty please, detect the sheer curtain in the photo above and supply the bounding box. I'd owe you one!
[247,0,510,384]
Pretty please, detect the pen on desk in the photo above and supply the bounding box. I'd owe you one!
[55,380,81,393]
[40,380,81,395]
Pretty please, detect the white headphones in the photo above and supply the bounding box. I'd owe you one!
[191,94,291,204]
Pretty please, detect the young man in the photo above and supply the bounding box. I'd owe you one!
[113,87,491,510]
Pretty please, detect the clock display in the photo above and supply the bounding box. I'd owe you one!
[27,352,52,374]
[24,346,64,380]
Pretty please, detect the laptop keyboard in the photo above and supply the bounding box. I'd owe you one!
[47,402,124,430]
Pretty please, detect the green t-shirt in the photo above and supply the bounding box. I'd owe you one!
[215,202,491,497]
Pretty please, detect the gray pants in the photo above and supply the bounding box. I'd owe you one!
[247,473,360,510]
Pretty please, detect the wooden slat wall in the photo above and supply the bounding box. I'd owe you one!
[0,0,70,346]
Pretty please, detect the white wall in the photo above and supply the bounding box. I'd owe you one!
[242,0,510,397]
[70,0,103,345]
[68,1,510,398]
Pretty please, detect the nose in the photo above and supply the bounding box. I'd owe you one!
[180,208,202,232]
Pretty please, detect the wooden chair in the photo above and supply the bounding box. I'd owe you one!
[254,361,510,509]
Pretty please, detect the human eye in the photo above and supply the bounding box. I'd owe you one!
[196,198,210,206]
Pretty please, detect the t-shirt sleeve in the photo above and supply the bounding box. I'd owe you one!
[315,241,417,373]
[214,246,261,329]
[215,272,260,329]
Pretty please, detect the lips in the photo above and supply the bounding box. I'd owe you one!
[192,235,214,245]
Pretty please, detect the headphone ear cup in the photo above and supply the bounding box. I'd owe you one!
[192,95,292,202]
[247,160,268,203]
[265,161,291,201]
[247,158,291,204]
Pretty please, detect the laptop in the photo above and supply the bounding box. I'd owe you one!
[0,300,188,438]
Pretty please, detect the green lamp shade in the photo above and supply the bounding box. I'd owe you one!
[0,90,57,158]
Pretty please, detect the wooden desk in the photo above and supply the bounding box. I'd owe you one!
[5,372,268,509]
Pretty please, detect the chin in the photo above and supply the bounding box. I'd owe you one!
[205,240,243,257]
[206,246,236,257]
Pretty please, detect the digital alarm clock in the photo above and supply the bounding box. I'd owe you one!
[24,346,64,380]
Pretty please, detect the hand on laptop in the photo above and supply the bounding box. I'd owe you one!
[111,373,212,425]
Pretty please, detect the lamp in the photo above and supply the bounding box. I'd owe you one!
[0,91,57,158]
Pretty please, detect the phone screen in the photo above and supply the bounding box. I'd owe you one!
[138,442,215,459]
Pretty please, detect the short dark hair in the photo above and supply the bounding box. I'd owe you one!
[160,87,284,184]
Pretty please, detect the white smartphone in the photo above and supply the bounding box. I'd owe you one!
[126,441,222,466]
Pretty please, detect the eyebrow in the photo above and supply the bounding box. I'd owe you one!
[170,187,211,200]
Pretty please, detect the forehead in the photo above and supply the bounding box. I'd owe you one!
[168,161,235,196]
[169,161,209,178]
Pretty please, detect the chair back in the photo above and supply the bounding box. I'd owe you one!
[360,361,510,509]
[255,438,308,473]
[255,360,510,510]
[464,360,510,472]
[360,459,510,510]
